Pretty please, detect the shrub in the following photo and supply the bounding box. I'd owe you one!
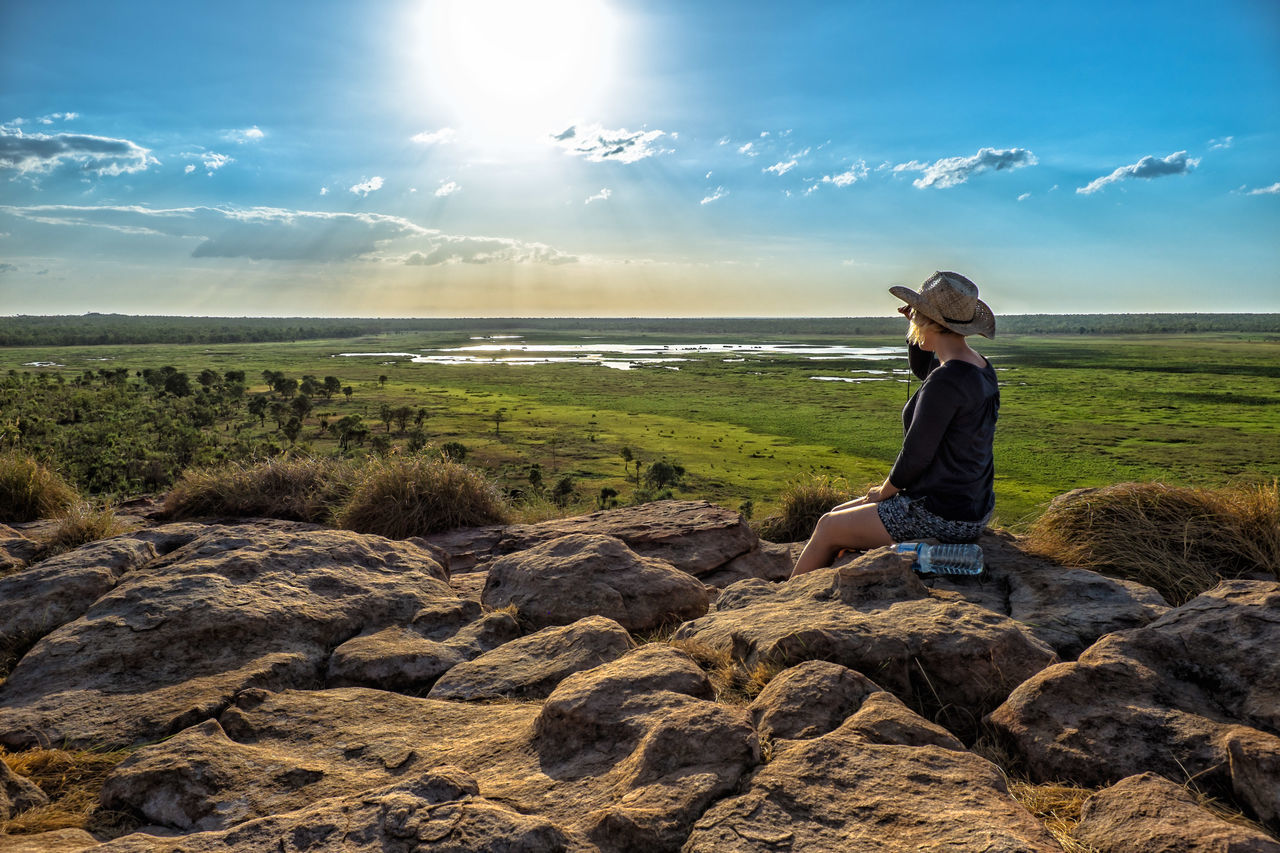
[0,453,79,523]
[1026,481,1280,605]
[41,503,134,557]
[755,474,855,543]
[335,456,509,538]
[164,456,359,523]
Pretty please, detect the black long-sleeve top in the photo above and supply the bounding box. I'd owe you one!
[888,343,1000,522]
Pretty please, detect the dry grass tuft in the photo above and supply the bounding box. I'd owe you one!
[0,746,139,838]
[1007,781,1100,853]
[666,638,784,705]
[164,456,360,523]
[0,452,80,523]
[335,456,510,539]
[1026,481,1280,605]
[756,474,856,543]
[39,503,135,557]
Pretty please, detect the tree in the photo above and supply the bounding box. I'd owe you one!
[198,369,220,389]
[551,475,574,507]
[527,463,544,492]
[598,486,618,510]
[392,405,413,433]
[247,394,269,426]
[271,376,298,399]
[491,409,507,436]
[282,416,302,445]
[379,403,394,434]
[290,394,312,421]
[414,407,427,429]
[378,374,388,387]
[643,460,685,490]
[440,441,467,461]
[343,386,354,400]
[323,376,342,400]
[163,371,192,397]
[269,401,290,431]
[299,376,321,398]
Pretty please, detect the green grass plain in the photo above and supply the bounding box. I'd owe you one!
[3,326,1277,530]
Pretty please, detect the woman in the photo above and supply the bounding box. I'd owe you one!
[790,271,999,578]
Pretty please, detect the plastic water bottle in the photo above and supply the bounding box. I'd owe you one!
[895,542,984,576]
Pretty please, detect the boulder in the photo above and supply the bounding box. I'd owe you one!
[699,540,799,588]
[988,581,1280,825]
[424,499,756,576]
[748,659,882,741]
[102,647,758,852]
[326,608,521,693]
[683,696,1060,851]
[98,766,593,852]
[923,530,1170,658]
[481,534,710,632]
[1074,772,1280,853]
[675,547,1058,739]
[1,756,49,820]
[429,615,633,701]
[0,526,454,749]
[0,524,41,573]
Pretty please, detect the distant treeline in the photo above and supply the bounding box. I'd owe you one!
[1,312,1277,347]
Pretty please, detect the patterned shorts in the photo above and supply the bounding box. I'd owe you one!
[876,494,987,544]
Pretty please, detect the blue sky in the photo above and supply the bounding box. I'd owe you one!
[2,0,1278,317]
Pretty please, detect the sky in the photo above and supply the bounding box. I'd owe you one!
[1,0,1278,317]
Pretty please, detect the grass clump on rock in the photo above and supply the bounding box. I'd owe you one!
[0,746,139,839]
[1026,481,1280,606]
[164,456,360,523]
[41,503,134,557]
[335,455,510,538]
[0,452,79,523]
[756,474,855,543]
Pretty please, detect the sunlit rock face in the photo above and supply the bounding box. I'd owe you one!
[2,505,1276,849]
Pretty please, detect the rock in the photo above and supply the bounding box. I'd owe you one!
[699,541,799,588]
[0,535,159,663]
[0,524,41,573]
[1074,772,1280,853]
[103,647,757,852]
[533,645,758,850]
[98,766,592,852]
[987,581,1280,825]
[448,569,488,604]
[1,756,49,819]
[429,616,633,701]
[0,526,455,749]
[424,499,757,576]
[748,659,882,741]
[2,828,102,853]
[683,702,1060,851]
[675,547,1058,739]
[923,530,1171,658]
[481,534,710,632]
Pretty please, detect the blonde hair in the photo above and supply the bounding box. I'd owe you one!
[906,312,954,346]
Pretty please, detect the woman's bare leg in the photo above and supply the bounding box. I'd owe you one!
[789,503,895,579]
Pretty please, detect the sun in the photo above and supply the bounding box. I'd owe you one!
[419,0,620,142]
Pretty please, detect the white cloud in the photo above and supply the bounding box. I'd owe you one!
[411,127,456,145]
[705,171,712,179]
[1247,182,1280,196]
[184,164,196,175]
[549,123,669,164]
[1017,192,1031,202]
[1077,150,1198,195]
[738,141,758,157]
[759,131,770,138]
[35,112,78,125]
[1209,136,1234,150]
[894,147,1037,189]
[1,203,579,266]
[717,136,730,146]
[224,126,265,143]
[700,186,727,205]
[434,180,460,197]
[764,159,797,176]
[187,152,232,175]
[804,184,819,195]
[350,176,385,196]
[821,159,869,187]
[584,188,611,204]
[403,235,576,266]
[319,186,329,195]
[0,127,155,176]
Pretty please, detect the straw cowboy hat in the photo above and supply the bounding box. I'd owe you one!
[890,271,996,338]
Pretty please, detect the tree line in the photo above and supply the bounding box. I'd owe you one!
[2,313,1277,347]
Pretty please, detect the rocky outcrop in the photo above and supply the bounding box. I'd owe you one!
[481,533,710,632]
[988,581,1280,827]
[3,828,102,853]
[1073,772,1280,853]
[684,669,1060,851]
[675,547,1058,738]
[424,499,756,576]
[0,526,453,749]
[428,615,633,701]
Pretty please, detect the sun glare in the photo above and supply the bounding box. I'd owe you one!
[420,0,619,143]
